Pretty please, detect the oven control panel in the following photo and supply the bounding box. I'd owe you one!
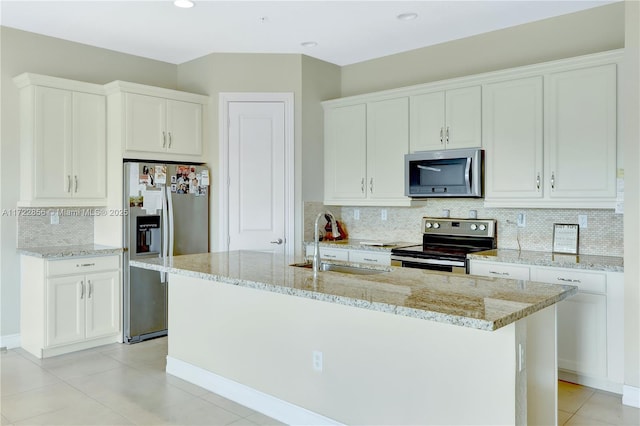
[422,217,496,238]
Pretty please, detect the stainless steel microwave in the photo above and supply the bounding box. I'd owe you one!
[405,148,483,198]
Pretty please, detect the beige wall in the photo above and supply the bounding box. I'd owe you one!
[341,3,624,97]
[0,27,178,337]
[623,0,640,394]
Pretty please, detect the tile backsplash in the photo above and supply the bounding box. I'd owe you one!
[304,200,623,257]
[17,207,94,248]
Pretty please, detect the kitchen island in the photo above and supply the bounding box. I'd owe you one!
[131,251,577,425]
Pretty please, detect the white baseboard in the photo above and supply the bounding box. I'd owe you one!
[0,334,21,349]
[166,356,342,425]
[623,385,640,408]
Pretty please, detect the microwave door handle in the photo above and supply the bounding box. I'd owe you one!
[465,158,471,186]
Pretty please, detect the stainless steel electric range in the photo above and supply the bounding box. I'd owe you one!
[391,217,497,274]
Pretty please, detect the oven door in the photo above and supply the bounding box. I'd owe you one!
[390,255,467,274]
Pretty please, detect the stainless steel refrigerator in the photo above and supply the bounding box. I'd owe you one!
[123,161,209,343]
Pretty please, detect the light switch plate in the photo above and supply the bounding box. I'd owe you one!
[578,214,588,229]
[50,212,59,225]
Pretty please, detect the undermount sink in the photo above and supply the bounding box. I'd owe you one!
[290,262,389,275]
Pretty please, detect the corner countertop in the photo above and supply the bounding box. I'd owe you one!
[130,250,577,332]
[304,239,418,252]
[468,249,624,273]
[18,244,124,259]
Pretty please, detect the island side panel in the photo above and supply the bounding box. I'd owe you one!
[167,273,523,425]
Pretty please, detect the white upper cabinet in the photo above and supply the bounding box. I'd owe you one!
[546,64,617,201]
[410,86,481,152]
[105,81,208,162]
[483,76,544,200]
[14,74,107,207]
[483,52,620,208]
[324,97,411,206]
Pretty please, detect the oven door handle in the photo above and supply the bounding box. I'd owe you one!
[390,256,466,267]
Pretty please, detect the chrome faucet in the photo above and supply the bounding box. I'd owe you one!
[313,211,338,275]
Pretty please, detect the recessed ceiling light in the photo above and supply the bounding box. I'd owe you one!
[174,0,194,9]
[301,41,318,48]
[397,12,418,21]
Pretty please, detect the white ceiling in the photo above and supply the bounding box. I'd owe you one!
[0,0,618,66]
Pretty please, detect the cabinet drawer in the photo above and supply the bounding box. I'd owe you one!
[533,268,606,294]
[47,255,120,277]
[469,261,530,281]
[349,250,391,266]
[319,248,349,261]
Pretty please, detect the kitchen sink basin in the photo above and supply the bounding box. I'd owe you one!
[290,262,389,275]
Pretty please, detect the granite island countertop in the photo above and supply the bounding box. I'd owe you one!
[468,249,624,273]
[131,250,577,332]
[18,244,124,259]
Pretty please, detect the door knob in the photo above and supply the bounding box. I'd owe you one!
[270,238,284,245]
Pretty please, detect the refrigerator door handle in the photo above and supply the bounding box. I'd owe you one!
[167,185,175,259]
[161,184,168,283]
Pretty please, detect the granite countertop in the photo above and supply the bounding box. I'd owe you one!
[130,250,577,332]
[468,249,624,273]
[18,244,124,259]
[304,239,419,252]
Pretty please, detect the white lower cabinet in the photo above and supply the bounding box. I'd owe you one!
[305,245,391,266]
[21,255,121,358]
[470,259,623,393]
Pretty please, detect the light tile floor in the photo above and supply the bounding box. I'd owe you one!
[1,337,638,425]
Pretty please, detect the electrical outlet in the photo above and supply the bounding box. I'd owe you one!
[578,214,588,229]
[381,209,387,221]
[354,209,360,220]
[312,350,323,372]
[50,211,59,225]
[518,343,525,372]
[517,212,526,228]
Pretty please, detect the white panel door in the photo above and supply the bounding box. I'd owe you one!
[46,276,85,347]
[547,64,617,199]
[124,93,166,152]
[367,97,409,201]
[72,92,106,199]
[228,102,286,253]
[34,86,72,199]
[166,99,202,155]
[483,77,543,199]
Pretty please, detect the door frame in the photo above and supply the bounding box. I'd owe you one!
[218,92,295,257]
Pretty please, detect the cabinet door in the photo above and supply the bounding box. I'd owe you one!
[547,64,617,199]
[468,261,530,281]
[47,276,85,346]
[72,92,106,199]
[34,86,73,199]
[367,97,409,201]
[324,104,367,202]
[85,271,120,339]
[445,86,482,149]
[557,293,607,378]
[483,77,543,200]
[410,91,445,152]
[124,93,166,153]
[166,100,202,155]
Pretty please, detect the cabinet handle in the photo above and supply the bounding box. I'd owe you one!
[74,175,78,193]
[168,132,172,148]
[162,131,167,148]
[440,127,444,144]
[557,277,581,283]
[76,263,95,268]
[446,127,450,144]
[361,178,365,194]
[363,258,378,263]
[489,270,509,276]
[325,254,337,258]
[536,173,541,191]
[369,178,373,193]
[551,173,555,190]
[67,175,71,193]
[80,281,85,299]
[88,280,93,298]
